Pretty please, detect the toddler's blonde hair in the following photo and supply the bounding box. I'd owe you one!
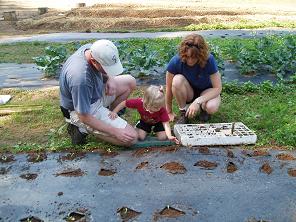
[143,85,165,110]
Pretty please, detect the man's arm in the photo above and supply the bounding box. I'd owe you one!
[78,113,135,142]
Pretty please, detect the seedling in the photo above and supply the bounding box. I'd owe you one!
[123,207,128,214]
[65,215,75,221]
[63,212,85,221]
[36,154,41,161]
[20,216,43,222]
[159,205,185,217]
[117,207,141,220]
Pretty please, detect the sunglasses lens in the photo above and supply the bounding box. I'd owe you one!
[186,43,198,49]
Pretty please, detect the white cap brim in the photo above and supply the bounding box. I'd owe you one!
[101,61,124,76]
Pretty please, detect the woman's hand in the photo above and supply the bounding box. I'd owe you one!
[168,112,176,122]
[108,111,118,120]
[186,100,201,119]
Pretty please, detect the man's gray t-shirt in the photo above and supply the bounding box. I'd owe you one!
[59,44,104,114]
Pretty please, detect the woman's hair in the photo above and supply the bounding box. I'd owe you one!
[179,34,209,68]
[143,85,165,110]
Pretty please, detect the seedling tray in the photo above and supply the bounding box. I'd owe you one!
[174,122,257,146]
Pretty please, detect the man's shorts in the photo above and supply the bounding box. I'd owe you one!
[68,91,127,136]
[135,120,165,133]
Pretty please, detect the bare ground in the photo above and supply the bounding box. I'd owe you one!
[0,0,295,37]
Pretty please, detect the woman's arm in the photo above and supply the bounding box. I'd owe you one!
[195,72,222,104]
[166,71,176,121]
[186,72,222,118]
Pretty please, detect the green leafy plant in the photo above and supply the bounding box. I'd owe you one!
[208,43,224,74]
[221,35,296,80]
[33,45,68,78]
[118,42,161,77]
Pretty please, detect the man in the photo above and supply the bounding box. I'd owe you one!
[59,39,138,146]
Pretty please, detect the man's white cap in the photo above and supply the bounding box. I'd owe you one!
[90,39,123,76]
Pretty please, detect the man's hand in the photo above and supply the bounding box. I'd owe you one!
[113,128,135,143]
[168,112,176,122]
[105,77,117,96]
[108,111,118,120]
[186,100,201,119]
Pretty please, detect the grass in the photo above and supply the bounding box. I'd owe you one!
[0,83,295,153]
[0,41,84,64]
[0,42,50,64]
[94,20,296,33]
[0,36,295,152]
[184,20,296,31]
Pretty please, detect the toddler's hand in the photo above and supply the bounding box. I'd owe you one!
[108,111,118,120]
[168,136,180,144]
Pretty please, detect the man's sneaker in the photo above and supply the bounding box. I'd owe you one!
[67,124,87,145]
[199,109,211,122]
[176,109,188,124]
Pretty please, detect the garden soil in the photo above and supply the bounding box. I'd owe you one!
[0,0,295,36]
[1,147,296,221]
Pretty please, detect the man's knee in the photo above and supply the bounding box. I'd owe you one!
[128,75,137,91]
[123,75,136,91]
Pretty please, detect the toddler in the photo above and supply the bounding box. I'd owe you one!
[109,85,179,143]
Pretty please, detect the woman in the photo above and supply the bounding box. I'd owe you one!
[166,34,222,124]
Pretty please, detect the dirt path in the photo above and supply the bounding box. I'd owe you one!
[0,0,295,36]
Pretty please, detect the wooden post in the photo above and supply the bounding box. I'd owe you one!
[76,3,86,8]
[38,7,48,15]
[3,11,17,21]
